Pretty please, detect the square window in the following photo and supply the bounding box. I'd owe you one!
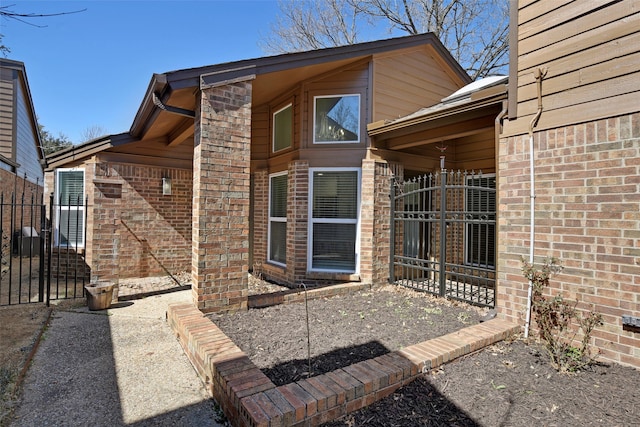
[313,95,360,143]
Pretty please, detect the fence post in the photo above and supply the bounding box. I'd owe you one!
[46,193,54,307]
[38,194,46,302]
[389,176,396,283]
[439,170,447,298]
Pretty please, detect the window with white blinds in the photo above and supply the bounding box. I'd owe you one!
[268,172,287,265]
[308,169,360,272]
[56,169,85,248]
[465,174,496,267]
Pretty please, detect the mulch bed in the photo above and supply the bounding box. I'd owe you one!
[211,284,640,426]
[211,285,488,386]
[324,340,640,426]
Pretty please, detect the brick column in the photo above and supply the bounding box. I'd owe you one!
[192,80,252,313]
[251,170,268,276]
[286,160,309,284]
[371,161,396,286]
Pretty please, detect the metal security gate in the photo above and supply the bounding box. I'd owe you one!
[1,189,89,306]
[390,170,496,307]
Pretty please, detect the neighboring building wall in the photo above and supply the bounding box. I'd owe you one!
[14,77,44,183]
[0,67,14,160]
[0,169,43,258]
[499,1,640,368]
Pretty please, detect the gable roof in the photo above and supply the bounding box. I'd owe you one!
[47,34,470,169]
[130,33,470,139]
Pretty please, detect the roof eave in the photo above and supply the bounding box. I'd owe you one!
[367,90,507,137]
[45,132,136,171]
[130,33,470,141]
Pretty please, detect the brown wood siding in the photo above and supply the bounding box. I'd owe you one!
[452,130,496,173]
[108,138,193,163]
[301,62,369,166]
[373,46,462,123]
[504,0,640,136]
[251,105,270,166]
[0,69,14,159]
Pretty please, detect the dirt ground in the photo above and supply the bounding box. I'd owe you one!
[3,275,640,426]
[212,284,640,427]
[212,285,488,386]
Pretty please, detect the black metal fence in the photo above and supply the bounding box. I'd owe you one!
[390,170,496,307]
[1,190,89,306]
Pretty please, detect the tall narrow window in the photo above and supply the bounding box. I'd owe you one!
[313,95,360,143]
[273,104,292,152]
[56,168,85,248]
[309,169,359,272]
[465,174,496,267]
[268,172,287,265]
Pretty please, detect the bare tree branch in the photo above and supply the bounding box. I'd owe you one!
[263,0,509,80]
[0,4,86,28]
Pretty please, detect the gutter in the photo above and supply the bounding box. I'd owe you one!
[129,73,169,138]
[524,67,548,339]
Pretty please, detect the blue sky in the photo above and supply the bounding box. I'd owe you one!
[2,1,282,143]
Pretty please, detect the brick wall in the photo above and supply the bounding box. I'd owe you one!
[44,160,192,283]
[497,112,640,368]
[254,159,387,289]
[192,81,252,313]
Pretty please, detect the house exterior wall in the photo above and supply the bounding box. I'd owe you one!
[44,159,192,282]
[498,0,640,368]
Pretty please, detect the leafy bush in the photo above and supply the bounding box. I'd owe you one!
[522,257,603,373]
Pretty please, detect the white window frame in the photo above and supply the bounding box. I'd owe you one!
[313,94,361,144]
[55,168,85,248]
[272,103,293,153]
[307,167,361,273]
[268,171,287,267]
[464,173,496,268]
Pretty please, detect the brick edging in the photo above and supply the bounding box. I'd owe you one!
[167,303,519,426]
[248,283,369,309]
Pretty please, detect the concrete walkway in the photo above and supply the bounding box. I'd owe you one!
[11,290,225,427]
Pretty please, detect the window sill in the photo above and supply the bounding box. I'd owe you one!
[306,272,360,282]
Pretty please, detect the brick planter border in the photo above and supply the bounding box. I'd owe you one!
[167,290,519,426]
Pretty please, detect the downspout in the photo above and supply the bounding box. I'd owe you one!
[524,68,547,338]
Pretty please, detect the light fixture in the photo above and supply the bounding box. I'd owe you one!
[162,177,172,195]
